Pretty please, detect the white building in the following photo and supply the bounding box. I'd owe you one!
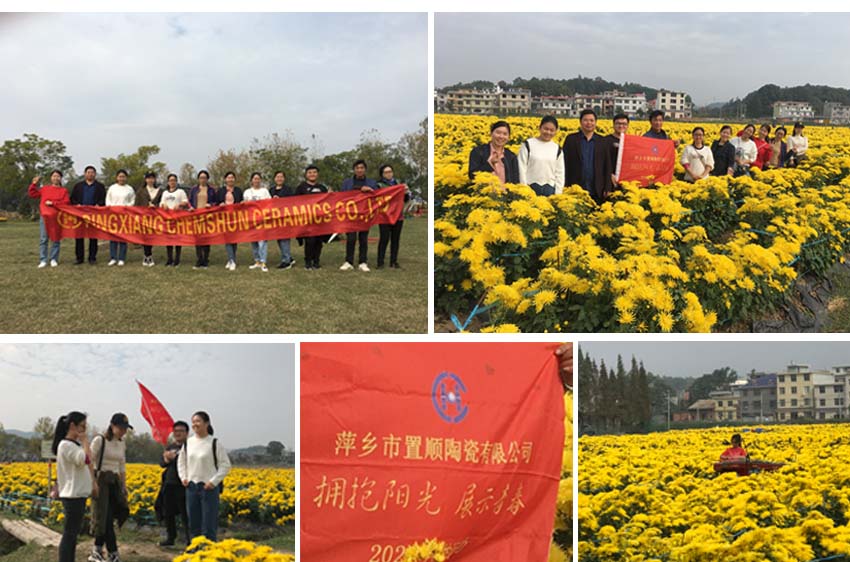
[497,88,531,114]
[655,90,692,119]
[773,101,815,120]
[532,95,575,116]
[824,102,850,125]
[434,90,447,113]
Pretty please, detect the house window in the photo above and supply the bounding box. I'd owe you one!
[791,386,798,394]
[780,399,786,407]
[836,398,842,406]
[780,387,786,395]
[820,386,826,394]
[804,374,810,381]
[778,375,785,383]
[821,399,827,406]
[791,399,798,406]
[791,374,797,382]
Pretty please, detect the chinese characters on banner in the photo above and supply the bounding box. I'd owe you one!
[615,134,676,186]
[301,342,565,562]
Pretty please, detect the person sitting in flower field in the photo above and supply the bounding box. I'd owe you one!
[749,124,774,171]
[468,120,519,184]
[518,115,565,196]
[681,127,714,182]
[786,122,808,167]
[767,126,789,169]
[730,124,758,176]
[719,433,748,461]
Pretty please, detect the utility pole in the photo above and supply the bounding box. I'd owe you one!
[666,391,671,431]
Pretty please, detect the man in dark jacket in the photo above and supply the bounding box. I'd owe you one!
[339,160,378,272]
[467,120,519,184]
[70,165,106,264]
[563,109,614,205]
[158,421,189,547]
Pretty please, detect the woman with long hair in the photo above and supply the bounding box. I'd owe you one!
[28,170,70,268]
[375,164,408,269]
[88,414,132,562]
[178,411,232,541]
[217,171,243,271]
[242,172,271,272]
[105,170,135,266]
[53,411,96,562]
[517,115,565,195]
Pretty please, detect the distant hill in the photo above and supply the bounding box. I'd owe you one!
[696,83,850,118]
[438,75,661,99]
[5,429,37,439]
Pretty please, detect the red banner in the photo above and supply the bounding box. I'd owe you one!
[300,343,565,562]
[615,134,676,186]
[137,380,175,446]
[42,185,405,244]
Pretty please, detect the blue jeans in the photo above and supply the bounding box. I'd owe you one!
[276,239,291,264]
[225,243,238,263]
[39,217,61,263]
[109,241,127,261]
[251,240,268,264]
[531,183,555,196]
[186,482,220,541]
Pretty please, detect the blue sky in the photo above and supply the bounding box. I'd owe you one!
[0,343,295,449]
[0,13,427,174]
[436,13,850,105]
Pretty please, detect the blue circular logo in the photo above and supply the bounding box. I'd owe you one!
[432,372,468,424]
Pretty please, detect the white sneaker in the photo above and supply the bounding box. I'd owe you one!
[108,259,117,266]
[88,548,105,562]
[230,261,237,271]
[50,259,58,267]
[38,261,47,268]
[249,261,260,270]
[358,263,370,272]
[148,259,155,267]
[225,260,233,270]
[340,262,354,271]
[118,260,125,267]
[260,263,268,272]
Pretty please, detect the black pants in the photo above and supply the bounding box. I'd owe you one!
[75,238,98,263]
[163,484,189,544]
[95,494,118,553]
[195,245,210,266]
[59,497,87,562]
[530,183,555,196]
[377,221,403,266]
[304,237,323,267]
[143,245,153,257]
[345,230,369,264]
[167,246,182,264]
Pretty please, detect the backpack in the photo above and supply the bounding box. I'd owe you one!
[184,438,225,492]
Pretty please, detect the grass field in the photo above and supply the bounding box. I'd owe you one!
[0,218,427,333]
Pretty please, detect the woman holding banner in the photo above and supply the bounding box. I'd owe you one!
[189,170,217,269]
[295,165,330,270]
[375,164,408,269]
[105,170,136,267]
[89,413,132,562]
[178,411,232,542]
[243,172,271,272]
[28,170,70,268]
[135,172,162,267]
[159,174,189,266]
[54,411,96,562]
[218,172,243,271]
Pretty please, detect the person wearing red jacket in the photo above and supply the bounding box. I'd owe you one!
[719,434,748,461]
[751,125,773,170]
[28,170,70,268]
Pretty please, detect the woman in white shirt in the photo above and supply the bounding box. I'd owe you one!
[681,127,714,182]
[518,115,565,196]
[159,174,189,267]
[178,411,232,542]
[787,122,808,167]
[243,173,272,272]
[730,124,758,177]
[89,413,131,562]
[53,411,95,562]
[105,170,136,266]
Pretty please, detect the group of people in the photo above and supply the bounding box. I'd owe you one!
[27,160,409,272]
[53,411,231,562]
[468,109,811,204]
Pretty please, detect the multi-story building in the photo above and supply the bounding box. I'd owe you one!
[687,399,716,421]
[776,363,822,420]
[709,390,740,421]
[773,101,815,120]
[497,88,531,114]
[604,90,648,117]
[532,95,575,116]
[574,93,605,114]
[655,90,692,119]
[738,374,778,421]
[812,372,845,420]
[825,102,850,125]
[445,89,497,114]
[434,90,447,113]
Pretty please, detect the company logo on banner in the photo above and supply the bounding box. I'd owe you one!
[300,343,565,562]
[42,184,405,245]
[615,134,676,187]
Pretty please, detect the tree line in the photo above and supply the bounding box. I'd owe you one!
[0,119,427,217]
[437,75,660,100]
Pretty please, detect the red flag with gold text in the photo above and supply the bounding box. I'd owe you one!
[615,134,676,186]
[300,342,565,562]
[137,380,174,446]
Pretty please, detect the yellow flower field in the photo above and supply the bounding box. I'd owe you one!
[0,462,295,527]
[579,424,850,561]
[434,114,850,332]
[174,537,295,562]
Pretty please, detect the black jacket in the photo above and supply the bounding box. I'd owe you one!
[217,186,243,204]
[710,141,736,176]
[563,132,614,204]
[295,182,329,196]
[70,180,106,206]
[159,443,183,486]
[468,144,519,184]
[270,185,294,198]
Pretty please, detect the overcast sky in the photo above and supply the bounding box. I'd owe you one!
[0,12,427,175]
[580,342,850,380]
[0,344,295,450]
[436,13,850,106]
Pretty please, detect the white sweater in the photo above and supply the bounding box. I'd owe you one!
[518,137,565,193]
[90,434,126,475]
[730,137,757,165]
[680,145,715,181]
[160,189,189,210]
[57,440,92,499]
[243,187,271,202]
[787,135,808,155]
[106,183,136,206]
[178,434,232,486]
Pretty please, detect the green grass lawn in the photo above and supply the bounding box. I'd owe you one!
[0,218,428,333]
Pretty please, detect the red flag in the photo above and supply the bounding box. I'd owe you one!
[137,380,175,446]
[615,133,676,186]
[301,343,565,562]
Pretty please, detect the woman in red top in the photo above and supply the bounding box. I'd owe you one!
[720,434,748,461]
[28,170,70,268]
[751,125,773,171]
